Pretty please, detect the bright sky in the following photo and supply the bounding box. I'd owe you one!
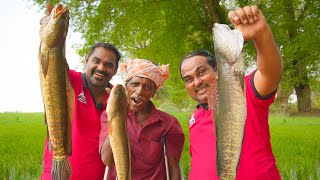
[0,0,121,112]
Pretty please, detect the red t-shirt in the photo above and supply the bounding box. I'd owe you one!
[99,102,185,180]
[41,70,111,180]
[189,71,281,180]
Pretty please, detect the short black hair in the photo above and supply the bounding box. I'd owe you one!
[179,50,217,78]
[88,42,121,65]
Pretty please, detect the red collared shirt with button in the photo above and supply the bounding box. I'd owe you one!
[99,102,185,180]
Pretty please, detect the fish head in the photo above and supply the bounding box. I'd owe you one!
[39,4,69,48]
[107,84,128,116]
[213,23,244,64]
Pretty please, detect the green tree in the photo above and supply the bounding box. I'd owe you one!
[32,0,228,109]
[238,0,320,112]
[32,0,319,112]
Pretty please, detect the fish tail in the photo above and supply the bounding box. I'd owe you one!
[51,156,72,180]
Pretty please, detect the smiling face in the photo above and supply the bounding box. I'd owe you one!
[84,47,118,88]
[126,76,156,113]
[180,55,218,104]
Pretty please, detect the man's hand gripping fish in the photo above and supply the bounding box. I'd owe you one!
[107,84,131,180]
[38,4,73,180]
[213,23,246,180]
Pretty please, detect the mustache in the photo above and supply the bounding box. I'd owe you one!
[195,83,208,92]
[93,69,108,77]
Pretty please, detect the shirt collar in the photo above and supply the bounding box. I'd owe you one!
[196,103,208,110]
[128,101,164,126]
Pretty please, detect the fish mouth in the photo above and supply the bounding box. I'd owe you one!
[112,84,126,96]
[54,4,69,18]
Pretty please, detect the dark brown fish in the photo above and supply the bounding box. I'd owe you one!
[39,4,73,180]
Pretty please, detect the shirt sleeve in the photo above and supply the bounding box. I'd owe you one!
[68,69,80,89]
[99,110,109,153]
[245,70,276,108]
[164,116,185,161]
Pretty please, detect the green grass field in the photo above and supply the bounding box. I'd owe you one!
[0,112,319,179]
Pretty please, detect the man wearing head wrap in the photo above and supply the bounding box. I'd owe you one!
[99,59,185,180]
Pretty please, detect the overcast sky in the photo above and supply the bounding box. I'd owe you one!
[0,0,93,112]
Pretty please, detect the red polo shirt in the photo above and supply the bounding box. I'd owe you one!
[99,102,185,180]
[41,70,111,180]
[188,71,280,180]
[236,71,281,180]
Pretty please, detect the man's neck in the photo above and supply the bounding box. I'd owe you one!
[88,84,107,105]
[134,101,152,126]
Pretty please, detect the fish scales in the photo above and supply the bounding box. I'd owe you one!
[39,4,73,180]
[107,84,131,180]
[213,23,246,180]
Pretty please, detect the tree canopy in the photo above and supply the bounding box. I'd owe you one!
[32,0,320,111]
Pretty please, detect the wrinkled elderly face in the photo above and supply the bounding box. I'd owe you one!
[180,55,218,104]
[126,76,156,112]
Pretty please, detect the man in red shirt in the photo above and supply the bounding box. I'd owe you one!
[180,5,282,180]
[41,42,121,180]
[99,59,185,180]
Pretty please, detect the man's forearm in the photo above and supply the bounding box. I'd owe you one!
[254,26,283,96]
[100,137,114,166]
[168,157,182,180]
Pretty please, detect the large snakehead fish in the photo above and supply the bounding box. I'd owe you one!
[107,84,131,180]
[39,4,74,180]
[213,23,246,179]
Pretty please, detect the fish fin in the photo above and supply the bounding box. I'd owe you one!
[44,110,49,137]
[108,120,113,136]
[48,139,53,152]
[44,109,52,152]
[38,43,46,77]
[236,69,245,94]
[40,51,49,78]
[65,62,74,156]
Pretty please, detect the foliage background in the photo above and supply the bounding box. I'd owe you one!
[30,0,320,113]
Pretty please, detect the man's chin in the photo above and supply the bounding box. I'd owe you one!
[90,81,108,88]
[196,96,208,104]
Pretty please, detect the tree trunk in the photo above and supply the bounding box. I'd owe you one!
[274,87,293,113]
[294,84,312,112]
[283,0,313,113]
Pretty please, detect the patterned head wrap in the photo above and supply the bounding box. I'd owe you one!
[119,59,169,90]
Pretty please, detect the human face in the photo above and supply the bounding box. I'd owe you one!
[180,55,218,104]
[126,77,156,112]
[84,47,118,88]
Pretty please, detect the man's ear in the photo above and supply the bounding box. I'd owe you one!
[84,55,89,66]
[113,64,118,75]
[214,66,218,79]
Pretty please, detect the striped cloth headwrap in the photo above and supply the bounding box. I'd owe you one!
[119,59,169,90]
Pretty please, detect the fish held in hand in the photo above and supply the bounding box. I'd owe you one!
[39,3,73,180]
[213,23,246,180]
[107,84,131,180]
